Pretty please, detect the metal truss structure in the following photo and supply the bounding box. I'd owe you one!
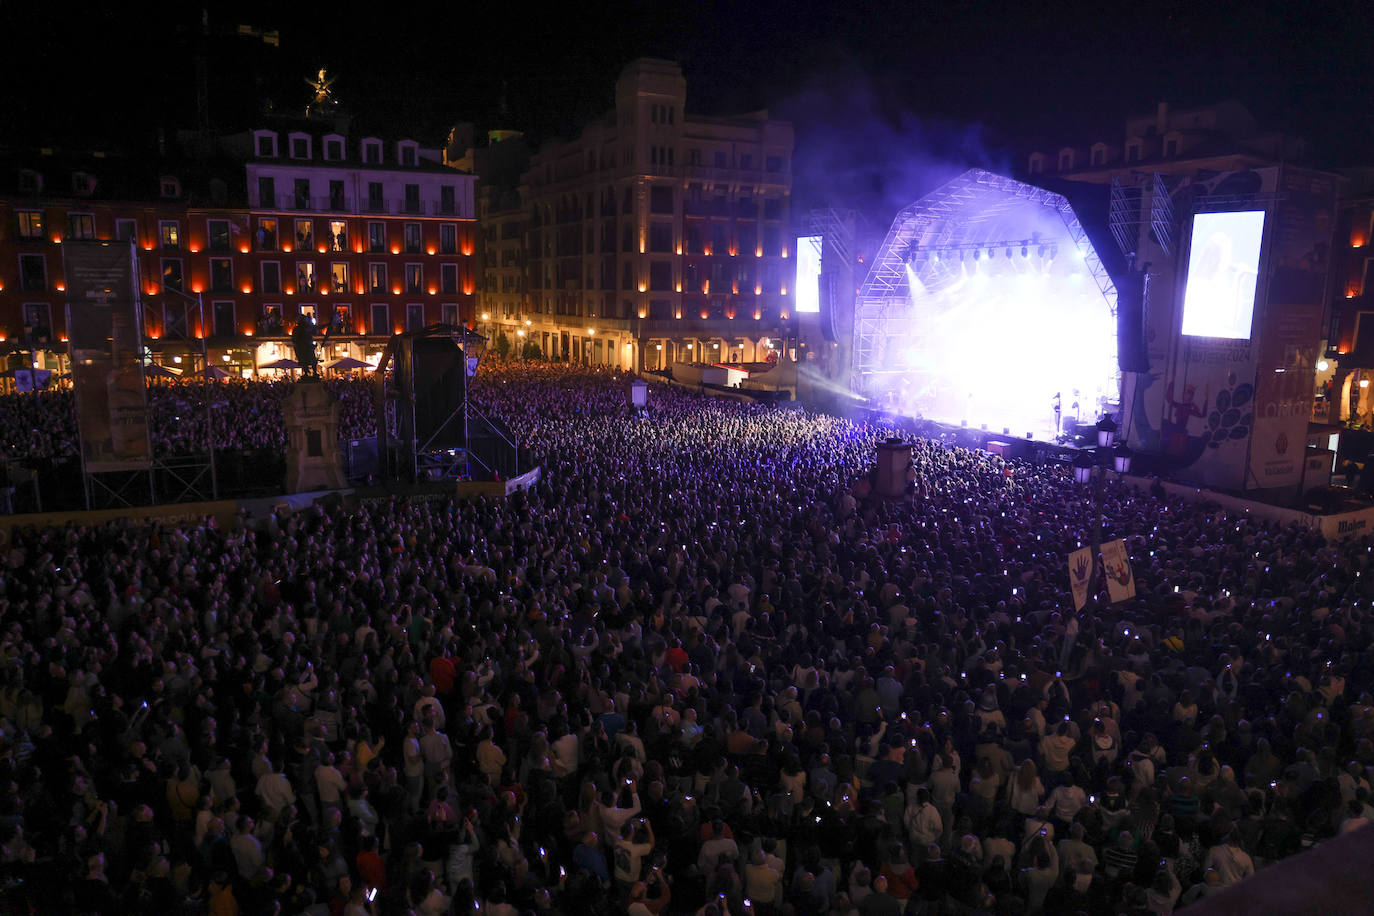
[851,169,1119,398]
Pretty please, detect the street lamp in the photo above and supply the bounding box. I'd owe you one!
[1096,415,1118,448]
[1113,443,1134,475]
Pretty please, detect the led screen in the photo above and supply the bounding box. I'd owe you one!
[1181,210,1266,339]
[795,235,822,313]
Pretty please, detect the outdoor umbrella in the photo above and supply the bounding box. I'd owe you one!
[260,358,301,370]
[202,366,231,380]
[143,363,183,378]
[325,356,373,371]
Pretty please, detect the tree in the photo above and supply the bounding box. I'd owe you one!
[522,341,542,360]
[495,331,511,360]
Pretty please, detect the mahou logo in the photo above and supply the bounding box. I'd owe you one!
[1275,432,1288,455]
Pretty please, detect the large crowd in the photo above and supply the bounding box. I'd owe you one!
[0,378,378,461]
[0,363,1371,916]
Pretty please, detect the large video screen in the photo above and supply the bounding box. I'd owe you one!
[1181,210,1266,339]
[795,235,822,313]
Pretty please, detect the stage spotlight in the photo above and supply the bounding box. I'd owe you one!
[1003,427,1010,435]
[1038,245,1047,258]
[1005,247,1013,258]
[974,249,984,261]
[1021,245,1029,258]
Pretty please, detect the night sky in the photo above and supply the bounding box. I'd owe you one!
[6,1,1371,218]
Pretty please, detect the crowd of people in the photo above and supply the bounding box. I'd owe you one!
[0,363,1371,916]
[0,378,378,461]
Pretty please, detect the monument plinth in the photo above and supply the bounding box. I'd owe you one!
[282,379,347,493]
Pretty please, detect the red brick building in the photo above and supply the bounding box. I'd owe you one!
[0,119,476,377]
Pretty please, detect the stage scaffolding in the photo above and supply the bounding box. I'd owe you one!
[851,169,1119,402]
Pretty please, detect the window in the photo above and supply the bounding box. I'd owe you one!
[207,219,231,251]
[1164,139,1179,157]
[649,261,672,291]
[399,144,417,167]
[367,182,384,212]
[160,221,180,248]
[17,211,44,239]
[406,303,425,330]
[161,176,180,198]
[210,258,233,292]
[330,262,349,293]
[258,176,276,208]
[370,303,389,335]
[257,217,279,250]
[649,223,673,253]
[689,148,700,166]
[294,219,314,251]
[296,262,315,292]
[368,222,386,252]
[714,151,727,168]
[330,303,350,333]
[403,184,420,214]
[72,172,94,195]
[262,303,283,334]
[363,141,381,165]
[650,186,674,214]
[294,178,311,209]
[161,258,183,292]
[17,169,41,194]
[328,220,348,252]
[256,133,277,157]
[740,154,752,170]
[22,302,51,336]
[369,263,388,293]
[441,263,458,294]
[291,136,308,159]
[298,303,317,323]
[1058,150,1074,170]
[623,188,634,214]
[622,224,634,254]
[622,262,635,291]
[325,138,343,161]
[212,301,236,338]
[405,264,423,293]
[440,186,456,215]
[62,212,95,240]
[262,261,282,294]
[440,223,457,254]
[766,155,783,172]
[442,303,459,325]
[115,218,137,242]
[404,223,422,253]
[1126,143,1142,163]
[19,254,46,291]
[329,180,346,211]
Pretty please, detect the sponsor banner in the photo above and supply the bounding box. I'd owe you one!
[1247,167,1338,489]
[1100,538,1137,604]
[62,241,152,472]
[1068,546,1093,611]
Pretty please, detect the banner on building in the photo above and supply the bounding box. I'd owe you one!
[1100,538,1136,604]
[62,240,152,472]
[1247,167,1339,489]
[1068,546,1093,611]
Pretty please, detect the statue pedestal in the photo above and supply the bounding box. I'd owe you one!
[282,379,347,493]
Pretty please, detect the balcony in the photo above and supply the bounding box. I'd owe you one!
[262,195,463,217]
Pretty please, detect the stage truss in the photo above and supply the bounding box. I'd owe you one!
[851,169,1120,435]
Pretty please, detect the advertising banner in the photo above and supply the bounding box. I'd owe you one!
[1068,546,1093,611]
[1247,167,1339,489]
[62,240,152,472]
[1130,168,1276,490]
[1100,538,1137,604]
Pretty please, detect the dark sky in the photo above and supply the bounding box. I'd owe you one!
[5,0,1370,216]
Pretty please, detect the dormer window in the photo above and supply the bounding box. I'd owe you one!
[1126,140,1144,163]
[1057,149,1075,171]
[324,136,344,161]
[1027,153,1044,175]
[255,131,278,158]
[398,142,418,167]
[289,133,311,160]
[363,139,382,165]
[160,176,181,199]
[72,171,95,195]
[17,169,42,194]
